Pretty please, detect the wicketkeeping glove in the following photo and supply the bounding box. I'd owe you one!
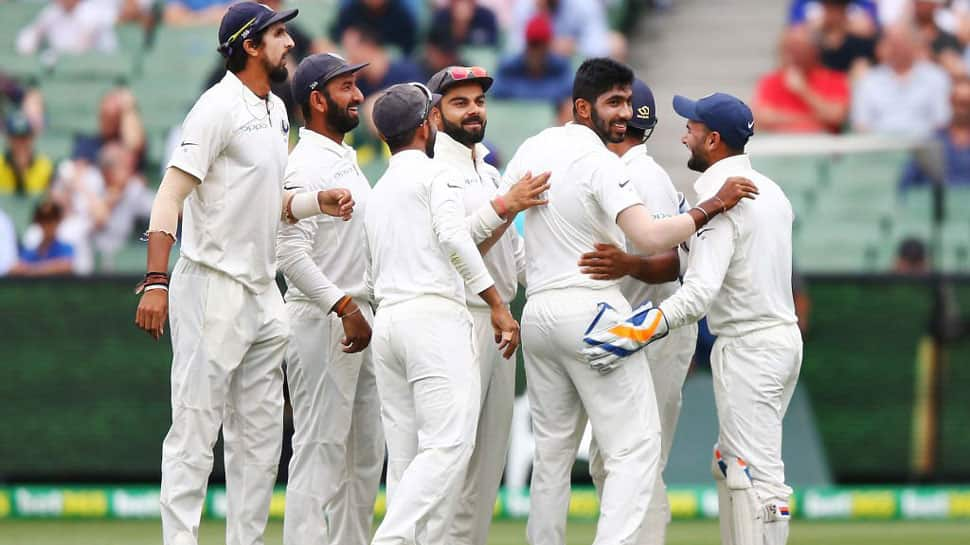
[582,301,669,374]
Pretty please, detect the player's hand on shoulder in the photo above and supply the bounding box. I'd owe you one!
[714,176,759,210]
[578,243,634,280]
[490,306,520,360]
[339,302,372,353]
[318,188,355,221]
[135,289,169,341]
[503,170,551,216]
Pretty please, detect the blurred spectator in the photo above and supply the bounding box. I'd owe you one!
[895,237,930,274]
[421,26,469,81]
[788,0,879,37]
[7,201,74,277]
[508,0,624,60]
[900,76,970,189]
[851,24,951,137]
[491,15,573,101]
[430,0,500,47]
[815,0,876,77]
[16,0,119,56]
[553,92,572,126]
[49,150,106,274]
[91,143,154,269]
[0,208,15,276]
[78,88,147,174]
[0,73,46,134]
[753,26,850,133]
[341,26,423,97]
[331,0,419,55]
[0,112,54,197]
[914,0,965,76]
[163,0,233,26]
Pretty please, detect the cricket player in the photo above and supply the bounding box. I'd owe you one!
[364,82,530,545]
[426,66,527,545]
[583,79,699,545]
[133,5,355,545]
[276,53,382,545]
[503,58,757,545]
[583,92,801,545]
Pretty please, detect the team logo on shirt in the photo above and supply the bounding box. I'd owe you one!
[619,179,631,188]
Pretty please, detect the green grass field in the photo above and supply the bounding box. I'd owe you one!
[1,519,968,545]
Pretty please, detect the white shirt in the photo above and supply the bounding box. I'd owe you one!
[433,131,526,307]
[660,155,798,337]
[0,210,16,276]
[169,71,290,293]
[851,61,951,138]
[277,127,371,312]
[365,149,495,309]
[503,123,642,297]
[16,0,118,55]
[618,144,687,308]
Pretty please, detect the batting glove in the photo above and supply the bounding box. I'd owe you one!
[582,301,669,374]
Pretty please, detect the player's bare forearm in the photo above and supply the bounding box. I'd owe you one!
[579,243,679,282]
[477,220,512,256]
[135,231,175,341]
[627,249,680,284]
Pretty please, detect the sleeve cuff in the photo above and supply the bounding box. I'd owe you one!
[466,272,495,297]
[313,286,347,314]
[167,161,205,184]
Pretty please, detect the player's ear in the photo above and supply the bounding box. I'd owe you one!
[575,98,591,121]
[311,90,327,116]
[430,105,442,128]
[242,37,260,58]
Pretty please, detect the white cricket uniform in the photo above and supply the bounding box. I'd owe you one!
[276,128,383,545]
[588,144,699,545]
[658,154,801,542]
[160,71,291,545]
[364,149,496,545]
[506,123,662,545]
[434,131,526,545]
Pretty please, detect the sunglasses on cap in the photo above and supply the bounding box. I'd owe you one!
[409,82,435,125]
[448,66,489,80]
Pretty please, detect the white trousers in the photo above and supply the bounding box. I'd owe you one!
[588,323,697,545]
[449,305,516,545]
[160,258,288,545]
[283,300,384,545]
[370,296,481,545]
[522,288,661,545]
[712,324,802,505]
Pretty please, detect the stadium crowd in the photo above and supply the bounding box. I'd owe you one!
[2,0,969,277]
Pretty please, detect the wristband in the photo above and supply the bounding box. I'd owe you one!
[334,295,352,316]
[493,195,508,218]
[713,196,727,213]
[690,206,710,223]
[341,307,361,319]
[143,284,169,293]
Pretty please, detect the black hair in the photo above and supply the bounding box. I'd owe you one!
[384,126,420,154]
[300,84,332,123]
[225,28,266,73]
[572,58,634,111]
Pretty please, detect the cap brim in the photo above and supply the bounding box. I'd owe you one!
[325,62,370,83]
[672,95,699,121]
[256,8,298,32]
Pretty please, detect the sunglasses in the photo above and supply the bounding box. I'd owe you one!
[409,82,434,125]
[448,66,489,81]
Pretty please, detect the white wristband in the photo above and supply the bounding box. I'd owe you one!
[144,284,169,293]
[290,191,323,220]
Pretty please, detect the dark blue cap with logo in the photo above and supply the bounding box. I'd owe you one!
[217,1,298,58]
[292,53,368,104]
[5,111,32,137]
[629,79,657,131]
[673,92,754,149]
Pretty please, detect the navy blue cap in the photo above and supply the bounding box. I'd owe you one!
[291,53,368,105]
[629,79,657,131]
[673,92,754,149]
[217,2,298,58]
[373,83,441,138]
[5,111,32,137]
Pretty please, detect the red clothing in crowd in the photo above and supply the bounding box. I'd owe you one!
[754,67,849,133]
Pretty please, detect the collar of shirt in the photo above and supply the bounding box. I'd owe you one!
[564,122,607,150]
[620,143,648,166]
[693,154,752,200]
[388,148,429,167]
[297,126,355,158]
[434,130,490,169]
[222,70,269,109]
